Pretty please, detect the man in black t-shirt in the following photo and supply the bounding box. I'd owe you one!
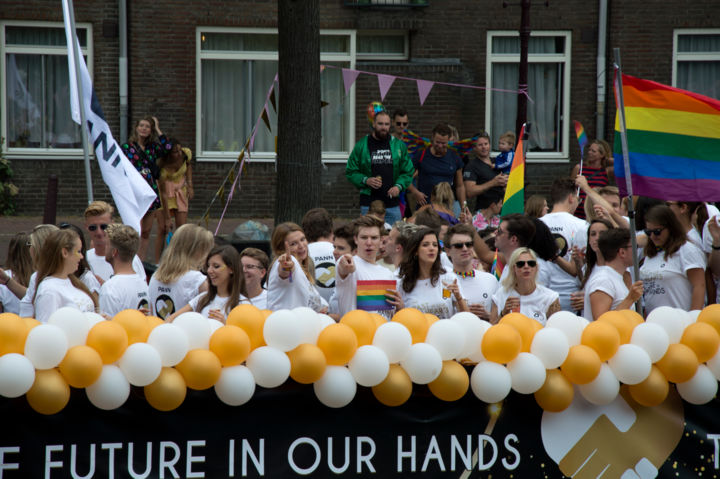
[463,132,508,212]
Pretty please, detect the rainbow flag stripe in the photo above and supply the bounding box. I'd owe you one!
[500,125,525,216]
[613,74,720,201]
[574,120,588,155]
[356,279,396,311]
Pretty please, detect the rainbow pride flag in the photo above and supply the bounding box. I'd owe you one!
[613,74,720,201]
[356,279,396,311]
[573,120,588,156]
[490,249,503,280]
[500,124,525,215]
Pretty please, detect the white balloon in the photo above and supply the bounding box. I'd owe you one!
[0,353,35,398]
[214,366,256,406]
[48,307,90,347]
[630,322,670,363]
[451,313,491,359]
[706,348,720,381]
[118,343,162,386]
[246,346,290,388]
[680,310,698,329]
[313,366,357,408]
[687,310,701,323]
[84,312,106,328]
[24,324,68,370]
[546,311,587,346]
[400,343,442,384]
[530,327,570,369]
[607,344,651,385]
[208,319,224,334]
[317,314,336,332]
[470,361,512,403]
[147,323,190,367]
[294,307,323,344]
[578,364,620,405]
[507,353,546,394]
[348,345,390,387]
[372,322,412,363]
[263,310,302,352]
[425,320,465,360]
[86,365,130,410]
[677,365,718,405]
[173,312,212,350]
[646,306,684,343]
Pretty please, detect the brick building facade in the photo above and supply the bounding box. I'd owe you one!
[2,1,718,218]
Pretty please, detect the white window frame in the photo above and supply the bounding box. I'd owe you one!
[196,27,356,163]
[484,30,571,162]
[357,30,409,61]
[672,28,720,88]
[0,20,93,160]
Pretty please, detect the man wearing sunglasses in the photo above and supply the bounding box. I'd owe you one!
[444,224,498,320]
[84,201,147,284]
[391,108,409,140]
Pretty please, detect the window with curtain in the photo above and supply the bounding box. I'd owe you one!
[485,32,571,158]
[198,29,354,160]
[2,24,90,152]
[674,31,720,100]
[357,31,408,60]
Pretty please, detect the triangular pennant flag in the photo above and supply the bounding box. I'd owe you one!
[416,79,434,106]
[342,68,360,95]
[320,64,326,72]
[261,106,271,132]
[236,150,244,164]
[377,74,396,101]
[218,185,226,204]
[321,100,329,108]
[229,165,236,182]
[269,88,277,113]
[203,212,210,229]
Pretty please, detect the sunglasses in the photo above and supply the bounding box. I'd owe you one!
[450,241,474,249]
[243,264,265,271]
[88,224,109,232]
[395,122,408,127]
[644,227,665,237]
[515,260,537,268]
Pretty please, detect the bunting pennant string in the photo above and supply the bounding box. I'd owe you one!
[342,68,361,95]
[377,74,396,101]
[416,79,434,105]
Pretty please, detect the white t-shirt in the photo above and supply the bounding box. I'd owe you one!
[335,255,397,317]
[149,270,207,320]
[267,255,329,313]
[702,217,718,254]
[540,212,588,306]
[188,292,249,319]
[19,272,37,318]
[455,269,498,314]
[0,270,20,315]
[397,271,464,319]
[492,284,559,325]
[99,274,150,317]
[687,228,703,250]
[79,269,101,294]
[640,242,706,314]
[440,252,454,273]
[34,276,95,323]
[248,289,268,310]
[86,248,147,283]
[308,241,336,302]
[583,265,629,320]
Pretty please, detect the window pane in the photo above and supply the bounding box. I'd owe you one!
[6,53,81,148]
[491,36,563,54]
[201,32,278,52]
[677,61,720,100]
[358,34,405,55]
[321,62,349,152]
[320,36,349,53]
[678,34,720,53]
[6,26,87,47]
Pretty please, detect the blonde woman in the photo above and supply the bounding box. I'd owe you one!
[15,224,60,318]
[430,182,458,225]
[148,224,214,319]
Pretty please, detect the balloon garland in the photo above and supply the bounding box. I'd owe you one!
[1,303,720,415]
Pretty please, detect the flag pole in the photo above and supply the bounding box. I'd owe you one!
[65,0,93,204]
[613,48,642,312]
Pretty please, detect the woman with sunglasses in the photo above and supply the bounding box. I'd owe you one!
[490,247,560,325]
[640,205,706,314]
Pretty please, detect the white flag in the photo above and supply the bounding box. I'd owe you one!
[62,0,156,233]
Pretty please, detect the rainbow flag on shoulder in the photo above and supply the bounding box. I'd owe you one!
[356,279,396,311]
[613,74,720,201]
[500,124,525,215]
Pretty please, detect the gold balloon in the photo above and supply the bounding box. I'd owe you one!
[112,309,151,344]
[424,313,440,327]
[561,345,602,385]
[656,343,699,383]
[0,312,27,355]
[287,343,327,384]
[581,320,621,361]
[227,304,266,350]
[428,360,469,401]
[392,308,428,344]
[209,325,251,367]
[58,345,103,388]
[372,364,413,406]
[697,304,720,336]
[86,321,129,364]
[260,309,273,319]
[22,317,40,332]
[681,322,720,363]
[147,316,165,331]
[370,313,387,329]
[340,310,377,346]
[534,369,574,412]
[628,366,669,407]
[26,369,70,415]
[499,313,538,352]
[619,309,644,328]
[144,367,187,411]
[481,324,522,364]
[175,349,222,390]
[317,323,358,366]
[598,310,636,344]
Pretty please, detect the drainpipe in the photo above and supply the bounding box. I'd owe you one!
[119,0,128,141]
[596,0,608,139]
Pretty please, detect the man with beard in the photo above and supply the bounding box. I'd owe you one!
[346,110,414,226]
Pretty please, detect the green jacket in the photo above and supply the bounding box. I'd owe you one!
[345,135,415,196]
